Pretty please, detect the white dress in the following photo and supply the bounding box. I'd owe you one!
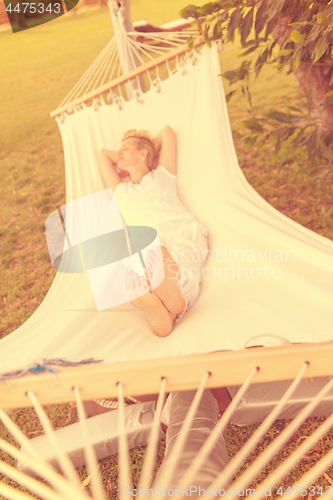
[114,165,208,322]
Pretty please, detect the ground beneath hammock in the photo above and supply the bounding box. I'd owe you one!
[235,139,333,241]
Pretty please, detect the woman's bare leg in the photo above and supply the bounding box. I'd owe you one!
[145,246,186,315]
[126,273,176,337]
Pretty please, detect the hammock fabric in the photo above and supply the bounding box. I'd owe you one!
[1,43,333,377]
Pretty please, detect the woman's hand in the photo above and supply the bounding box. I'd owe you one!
[154,126,177,175]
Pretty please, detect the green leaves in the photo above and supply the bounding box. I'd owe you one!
[225,90,236,102]
[179,2,225,19]
[242,118,264,132]
[222,61,251,84]
[290,30,304,44]
[203,24,211,46]
[314,35,329,62]
[186,36,194,51]
[255,48,268,78]
[180,0,333,170]
[227,7,241,43]
[265,111,290,123]
[222,70,237,82]
[317,11,330,27]
[239,95,333,173]
[179,5,200,19]
[197,2,220,16]
[240,7,254,46]
[265,13,279,39]
[293,48,302,70]
[255,1,267,38]
[323,89,333,110]
[266,0,286,21]
[279,49,293,57]
[213,17,223,40]
[265,110,302,123]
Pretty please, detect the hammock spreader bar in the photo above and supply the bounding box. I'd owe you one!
[50,34,203,119]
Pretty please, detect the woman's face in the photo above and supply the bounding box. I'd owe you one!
[117,138,144,170]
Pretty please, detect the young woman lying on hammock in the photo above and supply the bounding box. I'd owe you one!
[99,126,208,338]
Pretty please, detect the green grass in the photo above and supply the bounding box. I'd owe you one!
[1,1,333,498]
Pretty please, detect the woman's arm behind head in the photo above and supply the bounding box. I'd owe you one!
[154,125,177,175]
[98,149,121,192]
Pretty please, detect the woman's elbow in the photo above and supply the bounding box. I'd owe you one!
[163,126,175,141]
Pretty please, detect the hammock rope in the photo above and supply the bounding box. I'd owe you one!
[117,381,132,500]
[156,371,211,489]
[27,390,81,488]
[253,409,333,500]
[177,366,259,492]
[138,377,167,491]
[220,375,333,498]
[74,386,105,500]
[2,369,333,498]
[208,362,310,493]
[52,29,199,118]
[0,407,89,499]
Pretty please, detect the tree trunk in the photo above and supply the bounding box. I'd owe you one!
[271,9,333,134]
[294,64,333,134]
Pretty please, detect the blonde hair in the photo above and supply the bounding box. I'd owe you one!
[122,129,156,170]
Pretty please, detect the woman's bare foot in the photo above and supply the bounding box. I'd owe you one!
[145,246,186,315]
[125,273,174,337]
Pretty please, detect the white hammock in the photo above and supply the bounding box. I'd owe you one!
[1,35,333,375]
[1,27,333,500]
